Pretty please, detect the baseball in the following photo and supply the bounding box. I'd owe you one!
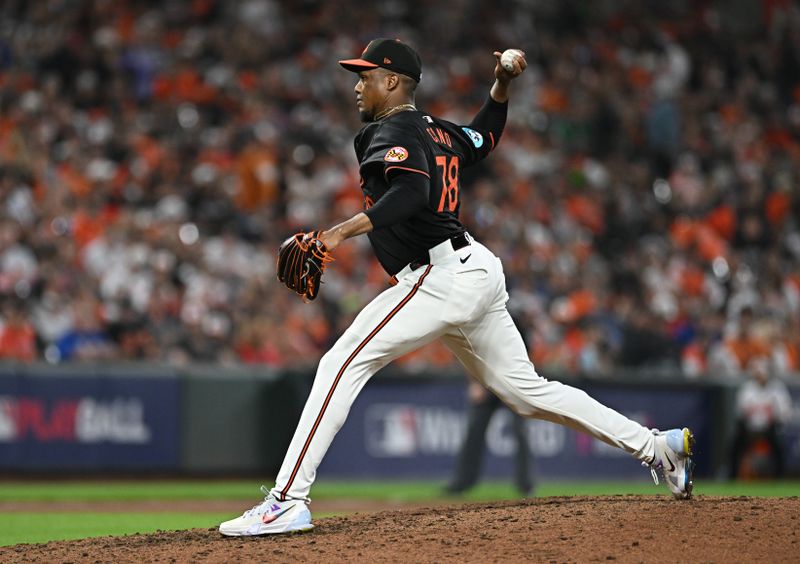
[500,49,523,72]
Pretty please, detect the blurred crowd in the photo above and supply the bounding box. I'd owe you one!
[0,0,798,378]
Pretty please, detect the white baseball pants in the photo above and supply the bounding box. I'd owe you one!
[272,235,655,501]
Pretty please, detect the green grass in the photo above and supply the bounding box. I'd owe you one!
[1,479,798,503]
[0,513,230,547]
[0,479,798,546]
[0,481,259,502]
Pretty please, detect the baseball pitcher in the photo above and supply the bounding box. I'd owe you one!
[220,38,695,536]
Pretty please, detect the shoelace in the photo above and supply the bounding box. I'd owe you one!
[644,461,661,485]
[644,428,661,485]
[243,485,275,517]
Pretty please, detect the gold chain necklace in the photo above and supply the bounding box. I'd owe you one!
[374,103,417,120]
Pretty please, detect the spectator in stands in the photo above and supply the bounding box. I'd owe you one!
[0,0,797,379]
[55,295,116,362]
[709,307,771,377]
[0,300,36,361]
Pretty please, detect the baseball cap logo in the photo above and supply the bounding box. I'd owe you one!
[383,57,392,64]
[361,40,375,56]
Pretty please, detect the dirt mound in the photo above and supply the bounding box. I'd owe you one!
[2,496,798,563]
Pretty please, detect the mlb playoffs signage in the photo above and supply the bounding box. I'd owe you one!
[0,397,151,444]
[0,374,179,469]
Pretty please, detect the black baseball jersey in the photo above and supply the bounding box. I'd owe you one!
[355,102,503,275]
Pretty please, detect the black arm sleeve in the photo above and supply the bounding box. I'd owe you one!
[469,95,508,147]
[364,171,430,229]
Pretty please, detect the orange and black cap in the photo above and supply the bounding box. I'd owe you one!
[339,38,422,82]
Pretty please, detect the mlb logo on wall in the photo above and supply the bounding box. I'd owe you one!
[364,403,465,457]
[384,146,409,162]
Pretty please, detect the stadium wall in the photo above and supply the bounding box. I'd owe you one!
[0,364,797,479]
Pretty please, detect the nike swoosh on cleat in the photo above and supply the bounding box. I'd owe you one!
[664,453,676,472]
[262,505,294,524]
[460,254,471,264]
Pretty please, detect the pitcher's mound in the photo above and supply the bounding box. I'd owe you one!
[2,496,798,563]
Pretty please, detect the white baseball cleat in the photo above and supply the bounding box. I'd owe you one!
[219,486,314,536]
[646,428,695,500]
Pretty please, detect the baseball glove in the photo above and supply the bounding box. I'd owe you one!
[276,230,334,301]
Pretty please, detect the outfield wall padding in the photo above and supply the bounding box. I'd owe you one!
[0,363,797,478]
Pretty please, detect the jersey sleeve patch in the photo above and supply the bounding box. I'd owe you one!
[461,127,484,148]
[384,146,409,162]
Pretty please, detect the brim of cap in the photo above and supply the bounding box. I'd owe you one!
[339,58,380,72]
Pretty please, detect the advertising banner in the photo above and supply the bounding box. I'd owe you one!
[0,374,180,470]
[319,379,715,480]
